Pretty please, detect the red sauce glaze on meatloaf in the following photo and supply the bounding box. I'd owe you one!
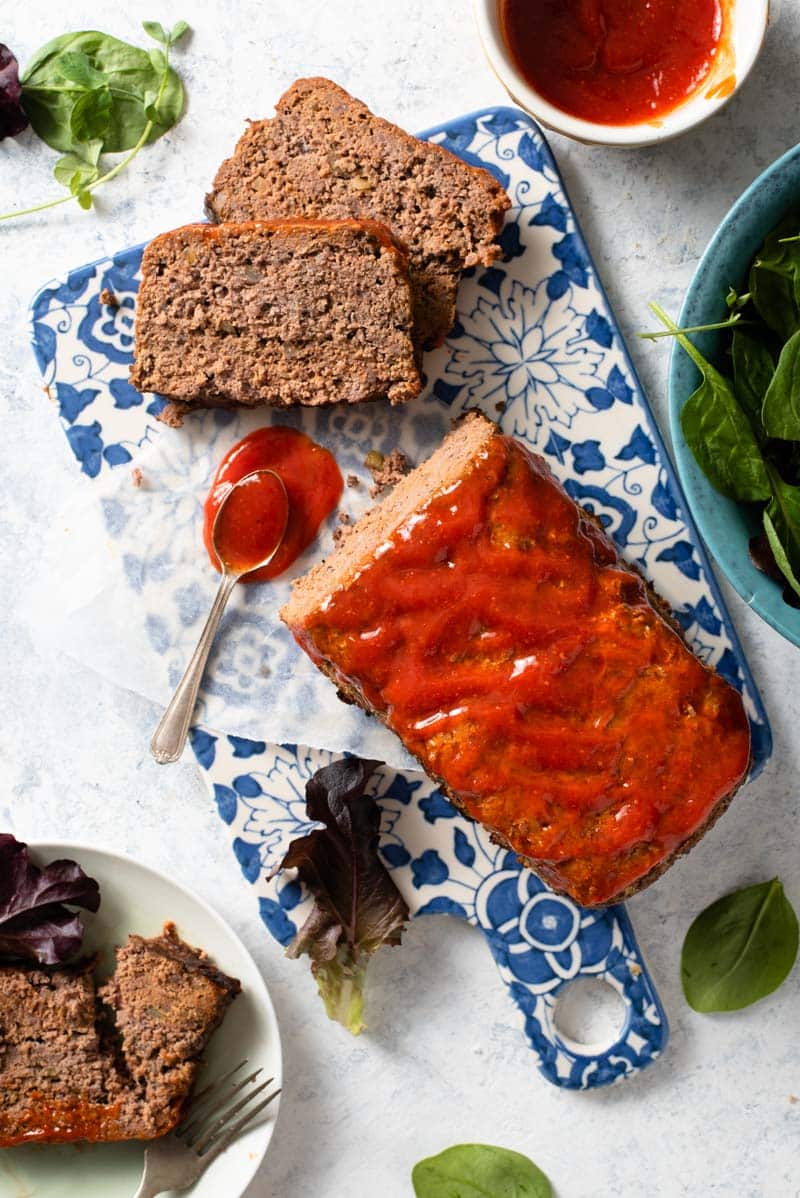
[283,419,751,906]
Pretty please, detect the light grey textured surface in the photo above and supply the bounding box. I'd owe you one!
[1,2,798,1196]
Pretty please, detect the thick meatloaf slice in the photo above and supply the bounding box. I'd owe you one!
[205,77,511,349]
[99,923,241,1131]
[0,925,240,1146]
[280,412,752,908]
[130,219,421,426]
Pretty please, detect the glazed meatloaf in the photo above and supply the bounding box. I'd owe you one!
[281,412,752,908]
[205,77,511,349]
[0,924,240,1146]
[130,219,421,425]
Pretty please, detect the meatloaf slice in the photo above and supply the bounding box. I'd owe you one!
[0,925,240,1146]
[280,412,752,908]
[205,77,511,349]
[130,219,421,425]
[99,923,241,1132]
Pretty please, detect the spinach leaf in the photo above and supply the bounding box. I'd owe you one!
[731,330,774,430]
[749,212,800,342]
[763,469,800,599]
[648,305,770,501]
[412,1145,552,1198]
[681,878,799,1013]
[22,30,184,153]
[1,20,189,223]
[761,327,800,440]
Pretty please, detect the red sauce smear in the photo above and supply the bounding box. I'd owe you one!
[0,1097,127,1146]
[500,0,724,126]
[204,426,343,582]
[292,435,751,906]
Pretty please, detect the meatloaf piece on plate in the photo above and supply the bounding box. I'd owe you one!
[281,412,752,907]
[130,219,421,426]
[205,77,511,350]
[0,924,240,1146]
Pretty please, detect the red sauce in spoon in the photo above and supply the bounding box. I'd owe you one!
[204,426,343,582]
[499,0,725,126]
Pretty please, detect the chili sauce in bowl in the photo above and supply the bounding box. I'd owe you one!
[474,0,769,147]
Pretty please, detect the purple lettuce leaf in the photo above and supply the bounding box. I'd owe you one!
[0,45,29,140]
[0,835,100,964]
[279,758,409,1034]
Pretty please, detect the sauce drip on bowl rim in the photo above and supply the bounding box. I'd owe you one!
[499,0,726,127]
[204,426,343,582]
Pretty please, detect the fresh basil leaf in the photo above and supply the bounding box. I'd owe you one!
[55,49,107,89]
[69,86,112,144]
[142,20,169,46]
[412,1145,553,1198]
[22,30,184,153]
[731,330,774,430]
[53,147,101,192]
[682,878,799,1013]
[761,327,800,440]
[169,19,190,44]
[763,471,800,599]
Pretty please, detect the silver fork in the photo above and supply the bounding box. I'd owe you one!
[133,1060,280,1198]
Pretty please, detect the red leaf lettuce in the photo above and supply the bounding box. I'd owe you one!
[0,46,29,140]
[0,835,100,964]
[279,758,409,1034]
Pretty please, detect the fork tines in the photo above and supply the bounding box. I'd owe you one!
[178,1058,281,1160]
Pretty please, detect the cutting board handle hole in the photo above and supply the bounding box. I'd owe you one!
[552,976,628,1053]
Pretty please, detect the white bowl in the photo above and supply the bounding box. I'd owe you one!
[474,0,770,148]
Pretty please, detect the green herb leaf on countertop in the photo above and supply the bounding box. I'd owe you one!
[681,878,799,1013]
[647,305,770,502]
[412,1144,553,1198]
[0,20,189,223]
[761,328,800,440]
[278,757,409,1035]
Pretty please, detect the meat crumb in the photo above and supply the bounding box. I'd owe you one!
[332,511,354,545]
[790,1095,798,1105]
[366,448,411,498]
[100,288,119,308]
[346,474,360,489]
[131,467,144,488]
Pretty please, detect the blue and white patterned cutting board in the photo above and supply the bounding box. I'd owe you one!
[30,107,771,1090]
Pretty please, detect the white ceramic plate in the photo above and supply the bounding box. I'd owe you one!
[0,843,281,1198]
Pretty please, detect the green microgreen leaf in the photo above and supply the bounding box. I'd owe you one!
[142,20,170,46]
[169,20,190,44]
[55,50,107,89]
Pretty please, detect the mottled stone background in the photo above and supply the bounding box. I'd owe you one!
[1,2,798,1195]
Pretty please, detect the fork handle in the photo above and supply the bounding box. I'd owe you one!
[132,1177,164,1198]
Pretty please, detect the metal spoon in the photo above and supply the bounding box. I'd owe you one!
[150,468,289,765]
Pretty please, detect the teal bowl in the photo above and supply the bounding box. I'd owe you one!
[669,142,800,648]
